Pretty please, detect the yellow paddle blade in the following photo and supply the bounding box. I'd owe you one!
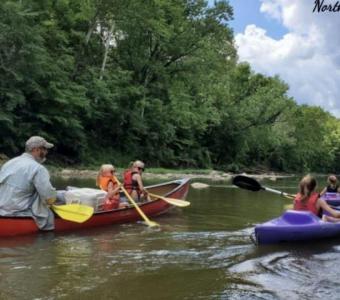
[141,220,160,228]
[52,204,94,223]
[148,192,190,207]
[161,197,190,207]
[284,204,294,210]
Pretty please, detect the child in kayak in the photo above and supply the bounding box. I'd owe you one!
[96,164,127,210]
[320,174,340,196]
[294,174,340,222]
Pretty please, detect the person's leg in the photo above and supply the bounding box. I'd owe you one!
[130,190,141,202]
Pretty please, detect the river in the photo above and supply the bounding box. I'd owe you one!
[1,175,339,300]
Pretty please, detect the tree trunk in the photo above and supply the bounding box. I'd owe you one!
[99,21,115,80]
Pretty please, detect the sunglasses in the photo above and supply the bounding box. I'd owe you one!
[138,167,145,171]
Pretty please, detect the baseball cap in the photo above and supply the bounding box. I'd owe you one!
[25,136,54,151]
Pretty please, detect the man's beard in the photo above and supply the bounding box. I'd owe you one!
[38,157,46,164]
[36,153,46,164]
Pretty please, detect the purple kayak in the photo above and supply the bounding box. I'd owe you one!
[231,176,340,244]
[254,210,340,244]
[321,192,340,204]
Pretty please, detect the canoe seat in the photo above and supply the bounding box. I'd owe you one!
[282,210,320,225]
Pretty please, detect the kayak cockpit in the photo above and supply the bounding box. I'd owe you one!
[280,210,320,225]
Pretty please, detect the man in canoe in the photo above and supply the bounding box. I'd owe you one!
[0,136,57,230]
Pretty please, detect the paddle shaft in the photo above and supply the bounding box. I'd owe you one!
[263,187,295,199]
[114,176,159,227]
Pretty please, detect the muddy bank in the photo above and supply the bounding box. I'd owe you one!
[0,153,294,181]
[53,169,293,182]
[1,153,293,182]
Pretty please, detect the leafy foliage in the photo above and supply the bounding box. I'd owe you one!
[1,0,339,173]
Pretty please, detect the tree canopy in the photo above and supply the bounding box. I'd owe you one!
[1,0,339,173]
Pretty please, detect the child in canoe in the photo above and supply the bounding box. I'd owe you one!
[320,174,340,196]
[96,164,127,210]
[294,174,340,222]
[123,160,150,202]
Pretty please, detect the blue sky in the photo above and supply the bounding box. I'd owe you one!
[227,0,288,39]
[207,0,340,117]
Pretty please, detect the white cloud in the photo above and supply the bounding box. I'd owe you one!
[260,0,283,22]
[235,0,340,117]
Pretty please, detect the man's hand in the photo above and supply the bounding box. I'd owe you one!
[46,198,56,205]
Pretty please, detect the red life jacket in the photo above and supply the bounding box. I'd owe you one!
[123,170,140,195]
[294,192,320,216]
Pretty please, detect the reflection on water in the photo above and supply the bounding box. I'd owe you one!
[1,175,340,299]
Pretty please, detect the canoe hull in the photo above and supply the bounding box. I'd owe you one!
[0,178,190,237]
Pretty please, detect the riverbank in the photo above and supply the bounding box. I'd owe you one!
[0,154,294,182]
[52,168,294,182]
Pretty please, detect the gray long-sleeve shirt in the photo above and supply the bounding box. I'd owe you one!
[0,153,56,230]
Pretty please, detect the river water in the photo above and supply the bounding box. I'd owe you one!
[1,176,340,300]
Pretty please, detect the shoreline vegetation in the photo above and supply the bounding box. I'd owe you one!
[0,154,327,187]
[1,152,295,182]
[51,167,294,183]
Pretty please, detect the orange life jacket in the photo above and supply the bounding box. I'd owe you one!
[99,175,120,210]
[294,192,320,216]
[99,175,117,192]
[123,170,140,195]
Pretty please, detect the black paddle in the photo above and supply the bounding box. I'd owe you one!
[232,175,295,199]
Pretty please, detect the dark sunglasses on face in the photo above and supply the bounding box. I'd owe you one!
[138,167,145,171]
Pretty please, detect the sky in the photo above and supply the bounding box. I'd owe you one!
[219,0,340,117]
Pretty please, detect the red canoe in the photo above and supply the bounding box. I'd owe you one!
[0,178,190,237]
